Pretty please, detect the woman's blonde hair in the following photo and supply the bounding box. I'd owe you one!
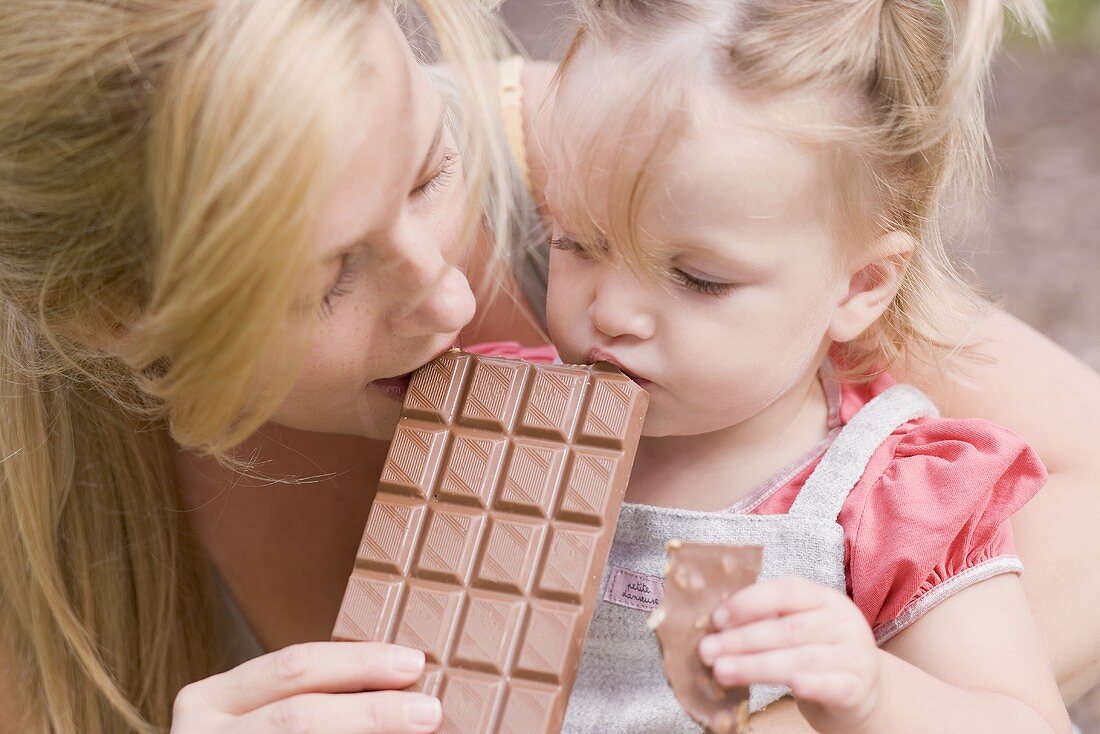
[0,1,515,731]
[550,0,1046,378]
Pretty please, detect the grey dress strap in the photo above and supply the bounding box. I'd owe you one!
[788,384,938,523]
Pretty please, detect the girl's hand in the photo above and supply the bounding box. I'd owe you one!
[171,641,442,734]
[698,576,885,734]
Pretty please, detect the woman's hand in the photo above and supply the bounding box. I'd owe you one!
[171,641,441,734]
[698,576,884,734]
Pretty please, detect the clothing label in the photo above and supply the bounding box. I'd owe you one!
[603,566,665,612]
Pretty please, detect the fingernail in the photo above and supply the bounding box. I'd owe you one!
[713,607,729,627]
[405,696,442,727]
[699,635,721,663]
[391,647,425,674]
[715,657,738,680]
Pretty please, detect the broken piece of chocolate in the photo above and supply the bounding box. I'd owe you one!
[332,349,649,733]
[650,541,763,734]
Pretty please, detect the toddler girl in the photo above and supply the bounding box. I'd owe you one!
[538,0,1070,731]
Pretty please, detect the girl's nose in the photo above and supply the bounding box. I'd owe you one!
[390,264,476,339]
[586,267,657,341]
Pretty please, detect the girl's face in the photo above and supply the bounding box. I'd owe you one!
[270,12,475,439]
[547,69,855,438]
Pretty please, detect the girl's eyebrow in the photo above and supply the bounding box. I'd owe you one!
[675,238,771,273]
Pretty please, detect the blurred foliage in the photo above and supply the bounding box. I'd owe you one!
[1011,0,1100,51]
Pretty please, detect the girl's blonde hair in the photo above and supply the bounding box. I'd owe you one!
[551,0,1046,378]
[0,1,515,731]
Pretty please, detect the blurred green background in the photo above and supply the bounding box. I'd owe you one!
[1041,0,1100,49]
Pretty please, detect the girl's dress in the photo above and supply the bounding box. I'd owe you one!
[561,371,1045,733]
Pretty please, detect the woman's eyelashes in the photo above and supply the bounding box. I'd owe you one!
[549,235,594,258]
[320,252,358,317]
[319,151,459,319]
[413,149,457,198]
[550,235,736,297]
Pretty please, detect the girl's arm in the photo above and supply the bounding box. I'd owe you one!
[708,574,1070,733]
[861,573,1069,733]
[894,309,1100,701]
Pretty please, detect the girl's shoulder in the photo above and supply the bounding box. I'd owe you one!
[835,374,1047,644]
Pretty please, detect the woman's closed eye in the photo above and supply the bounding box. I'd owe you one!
[317,151,458,319]
[412,149,457,198]
[549,235,609,260]
[320,251,358,317]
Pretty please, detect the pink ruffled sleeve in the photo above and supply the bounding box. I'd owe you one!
[840,417,1047,643]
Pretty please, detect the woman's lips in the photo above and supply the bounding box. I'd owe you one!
[369,373,412,400]
[368,343,462,401]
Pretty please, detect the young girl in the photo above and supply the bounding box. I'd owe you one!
[538,0,1071,731]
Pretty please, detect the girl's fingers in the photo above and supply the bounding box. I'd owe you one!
[188,642,427,716]
[232,691,441,734]
[712,576,833,628]
[698,608,838,664]
[710,644,841,688]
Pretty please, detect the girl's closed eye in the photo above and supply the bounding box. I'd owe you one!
[320,251,358,317]
[668,266,737,297]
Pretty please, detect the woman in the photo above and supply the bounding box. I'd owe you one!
[0,1,1096,733]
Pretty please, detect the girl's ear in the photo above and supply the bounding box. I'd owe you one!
[828,231,914,344]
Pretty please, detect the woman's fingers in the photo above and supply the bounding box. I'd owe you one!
[698,608,838,664]
[232,691,442,734]
[189,642,426,716]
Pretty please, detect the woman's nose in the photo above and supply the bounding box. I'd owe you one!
[390,263,476,338]
[586,266,656,341]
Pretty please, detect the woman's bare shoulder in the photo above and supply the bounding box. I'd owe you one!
[894,308,1100,473]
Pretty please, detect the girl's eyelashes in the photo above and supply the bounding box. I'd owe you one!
[413,149,458,198]
[320,252,358,317]
[553,233,736,297]
[669,268,737,297]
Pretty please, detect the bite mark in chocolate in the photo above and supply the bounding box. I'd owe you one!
[651,541,763,734]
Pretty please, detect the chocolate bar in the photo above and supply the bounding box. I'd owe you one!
[332,350,649,733]
[649,541,763,734]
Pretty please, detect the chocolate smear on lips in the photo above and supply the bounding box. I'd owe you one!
[649,541,763,734]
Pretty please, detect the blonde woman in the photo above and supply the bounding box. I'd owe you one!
[0,1,1097,733]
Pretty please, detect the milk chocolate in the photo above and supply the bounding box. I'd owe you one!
[650,541,763,734]
[332,349,649,733]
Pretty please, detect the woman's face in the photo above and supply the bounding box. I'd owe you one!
[271,12,476,439]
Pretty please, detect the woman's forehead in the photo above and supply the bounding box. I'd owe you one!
[312,12,439,260]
